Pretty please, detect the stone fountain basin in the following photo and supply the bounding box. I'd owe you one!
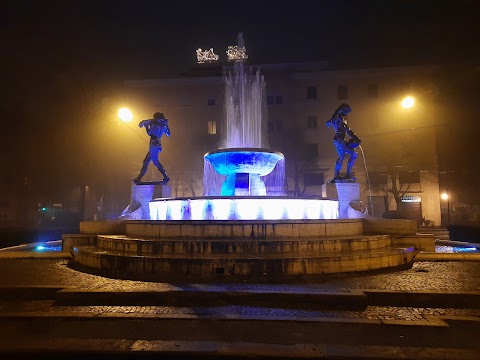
[204,148,284,176]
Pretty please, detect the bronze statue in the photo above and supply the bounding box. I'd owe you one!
[326,103,361,182]
[133,112,170,184]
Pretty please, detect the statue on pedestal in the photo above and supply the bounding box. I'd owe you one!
[133,112,170,184]
[326,103,361,183]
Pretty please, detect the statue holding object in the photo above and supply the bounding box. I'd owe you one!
[326,103,361,183]
[133,112,170,184]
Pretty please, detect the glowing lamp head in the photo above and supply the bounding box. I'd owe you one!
[118,108,133,122]
[441,192,449,200]
[401,96,415,109]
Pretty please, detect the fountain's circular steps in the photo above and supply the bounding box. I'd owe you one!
[71,218,416,279]
[95,234,392,255]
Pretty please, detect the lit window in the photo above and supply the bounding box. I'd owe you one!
[307,115,317,129]
[207,120,217,135]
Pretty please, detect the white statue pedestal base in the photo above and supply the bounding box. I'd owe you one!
[323,182,360,218]
[121,183,171,220]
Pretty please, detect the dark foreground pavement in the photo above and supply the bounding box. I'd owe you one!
[0,258,479,359]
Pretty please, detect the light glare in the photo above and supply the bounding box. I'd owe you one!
[118,108,133,122]
[401,96,415,109]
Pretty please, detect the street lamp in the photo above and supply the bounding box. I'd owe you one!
[441,189,450,226]
[401,96,415,109]
[118,107,134,123]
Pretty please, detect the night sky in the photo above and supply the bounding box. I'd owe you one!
[2,0,479,199]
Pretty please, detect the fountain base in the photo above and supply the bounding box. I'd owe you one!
[149,196,339,221]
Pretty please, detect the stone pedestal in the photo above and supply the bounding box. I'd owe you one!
[323,182,360,218]
[121,183,171,220]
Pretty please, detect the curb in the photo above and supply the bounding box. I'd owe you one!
[1,309,465,328]
[0,339,478,359]
[0,251,72,259]
[55,288,368,310]
[364,289,480,309]
[0,286,65,300]
[415,252,480,261]
[1,286,480,310]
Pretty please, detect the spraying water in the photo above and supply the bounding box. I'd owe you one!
[359,145,374,215]
[222,59,268,148]
[203,33,284,196]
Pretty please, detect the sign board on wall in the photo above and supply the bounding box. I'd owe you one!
[401,195,422,203]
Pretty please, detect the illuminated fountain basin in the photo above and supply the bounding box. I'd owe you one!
[149,196,338,220]
[204,148,283,196]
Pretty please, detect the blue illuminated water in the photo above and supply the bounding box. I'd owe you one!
[435,245,479,253]
[0,240,62,252]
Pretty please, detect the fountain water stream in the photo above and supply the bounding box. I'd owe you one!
[150,34,338,220]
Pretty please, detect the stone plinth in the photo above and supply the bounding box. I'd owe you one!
[121,183,171,220]
[323,182,361,218]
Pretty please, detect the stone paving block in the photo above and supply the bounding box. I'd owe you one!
[218,341,325,358]
[323,344,409,359]
[131,339,220,353]
[403,346,480,360]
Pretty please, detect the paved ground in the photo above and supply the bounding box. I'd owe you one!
[0,258,479,359]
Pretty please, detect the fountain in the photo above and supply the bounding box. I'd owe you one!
[204,35,282,197]
[149,33,338,220]
[65,34,429,279]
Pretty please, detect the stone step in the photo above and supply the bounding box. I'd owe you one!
[418,227,450,240]
[125,218,364,239]
[96,234,392,255]
[73,245,416,278]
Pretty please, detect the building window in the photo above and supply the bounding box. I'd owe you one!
[368,111,380,129]
[369,172,388,185]
[207,98,216,106]
[368,84,379,98]
[305,143,318,158]
[306,86,317,100]
[268,120,284,134]
[207,120,217,135]
[304,172,324,186]
[179,94,191,106]
[267,95,284,105]
[337,85,348,100]
[275,119,283,133]
[399,171,420,184]
[307,115,317,129]
[268,121,274,134]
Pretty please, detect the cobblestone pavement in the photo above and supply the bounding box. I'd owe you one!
[0,259,479,292]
